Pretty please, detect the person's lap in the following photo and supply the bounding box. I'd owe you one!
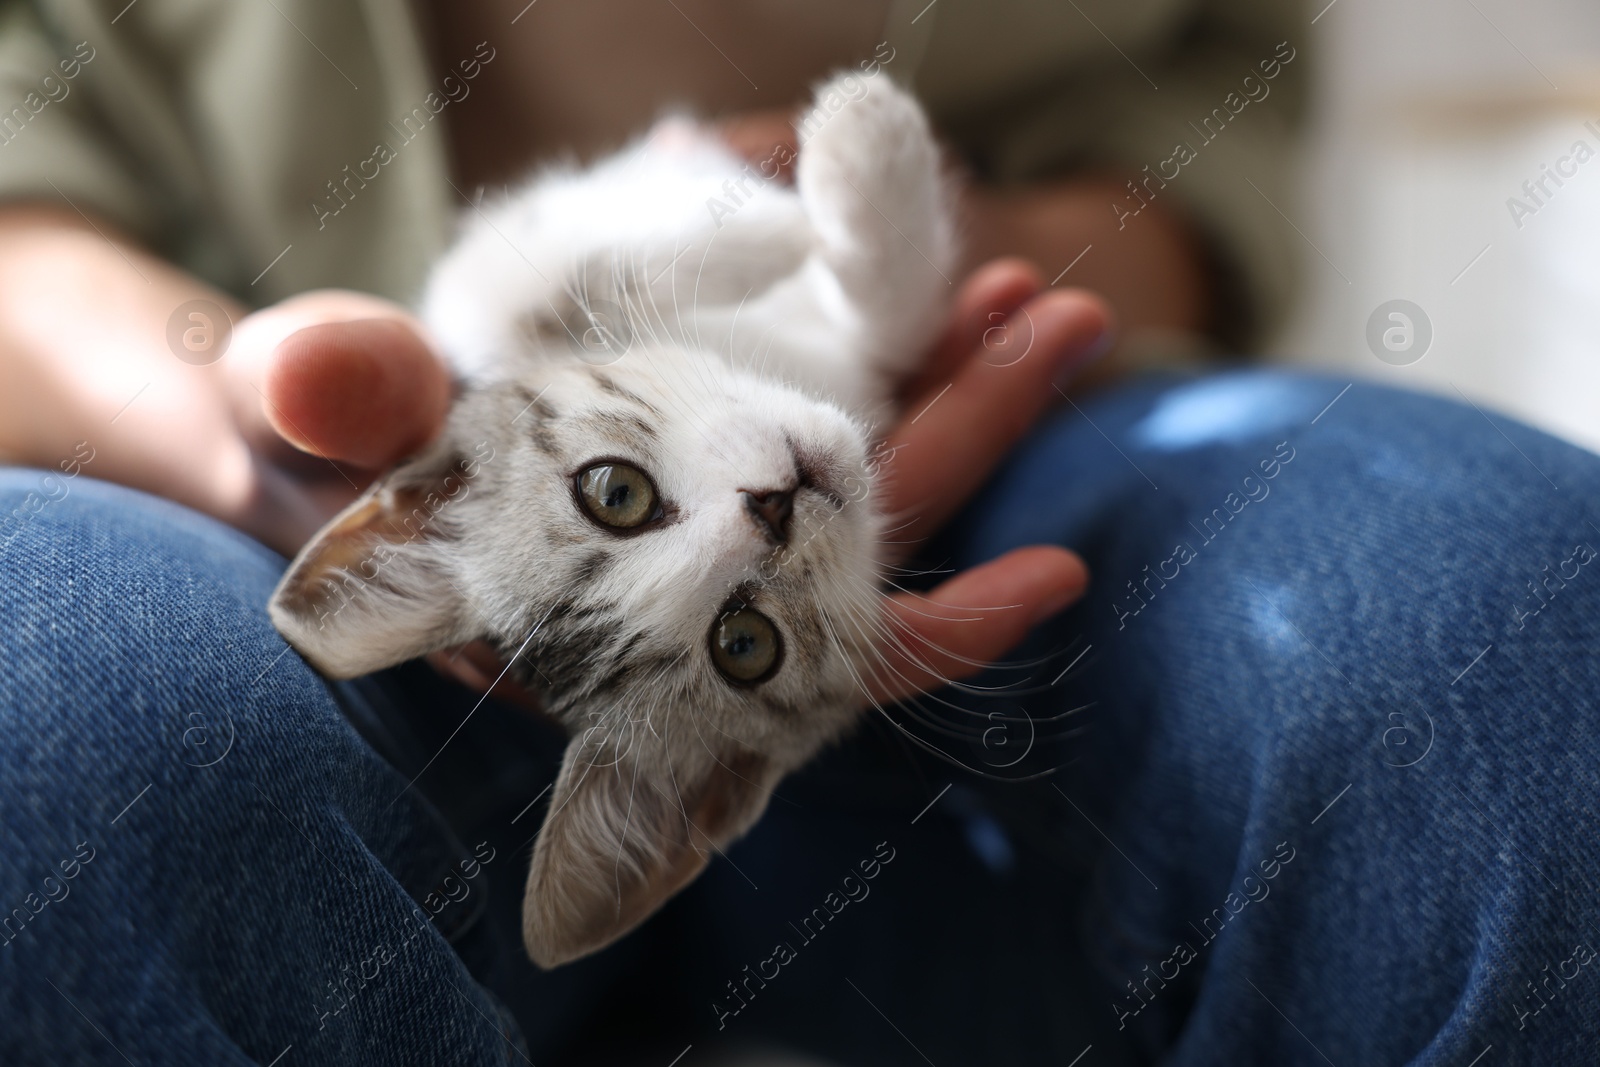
[656,371,1600,1066]
[947,370,1600,1065]
[3,370,1597,1066]
[0,468,556,1063]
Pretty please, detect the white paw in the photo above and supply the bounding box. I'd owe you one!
[797,71,934,176]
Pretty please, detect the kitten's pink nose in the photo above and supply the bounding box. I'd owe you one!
[741,488,794,545]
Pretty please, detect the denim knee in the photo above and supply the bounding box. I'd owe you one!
[943,374,1600,1062]
[0,469,356,835]
[0,470,521,1065]
[0,469,302,820]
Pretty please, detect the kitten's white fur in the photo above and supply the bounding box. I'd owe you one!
[270,72,953,967]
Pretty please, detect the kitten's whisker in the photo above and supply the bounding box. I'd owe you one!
[874,516,922,539]
[838,589,1054,701]
[877,561,957,579]
[686,717,767,784]
[878,588,1027,626]
[746,317,786,377]
[826,596,984,723]
[821,577,1069,781]
[610,729,649,904]
[831,600,988,719]
[836,594,1094,758]
[841,589,998,673]
[686,233,723,354]
[725,284,759,375]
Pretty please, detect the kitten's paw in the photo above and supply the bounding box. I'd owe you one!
[795,69,951,266]
[794,70,955,376]
[796,69,933,165]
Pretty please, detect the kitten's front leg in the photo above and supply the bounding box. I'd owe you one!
[795,72,956,383]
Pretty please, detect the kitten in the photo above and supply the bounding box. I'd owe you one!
[269,71,954,967]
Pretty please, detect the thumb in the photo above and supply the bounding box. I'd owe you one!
[262,318,452,470]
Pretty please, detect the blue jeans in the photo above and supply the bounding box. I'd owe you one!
[3,371,1598,1065]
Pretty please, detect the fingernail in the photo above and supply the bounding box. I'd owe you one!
[1057,320,1114,371]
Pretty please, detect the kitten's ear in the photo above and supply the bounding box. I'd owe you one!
[268,448,485,679]
[522,725,777,968]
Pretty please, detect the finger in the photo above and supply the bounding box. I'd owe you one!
[262,318,453,471]
[882,288,1111,542]
[865,546,1088,707]
[902,257,1044,400]
[229,291,419,448]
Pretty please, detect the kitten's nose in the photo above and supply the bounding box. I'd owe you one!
[741,488,794,545]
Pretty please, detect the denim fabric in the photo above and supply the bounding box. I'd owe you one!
[639,372,1600,1067]
[0,476,536,1064]
[2,371,1598,1066]
[953,371,1600,1065]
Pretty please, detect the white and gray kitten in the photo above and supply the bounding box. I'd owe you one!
[270,71,954,967]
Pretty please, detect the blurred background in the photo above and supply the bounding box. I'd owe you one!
[1281,0,1600,452]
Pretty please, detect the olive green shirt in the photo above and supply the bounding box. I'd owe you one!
[0,0,1309,346]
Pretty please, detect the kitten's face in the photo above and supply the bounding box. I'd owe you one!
[458,351,881,737]
[270,345,886,966]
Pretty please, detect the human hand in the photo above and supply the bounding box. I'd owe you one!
[223,290,453,556]
[0,207,452,567]
[857,258,1108,704]
[236,263,1108,709]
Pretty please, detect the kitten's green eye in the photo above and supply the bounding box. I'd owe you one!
[576,462,659,529]
[710,606,783,686]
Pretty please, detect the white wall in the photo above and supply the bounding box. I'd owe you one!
[1280,0,1600,451]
